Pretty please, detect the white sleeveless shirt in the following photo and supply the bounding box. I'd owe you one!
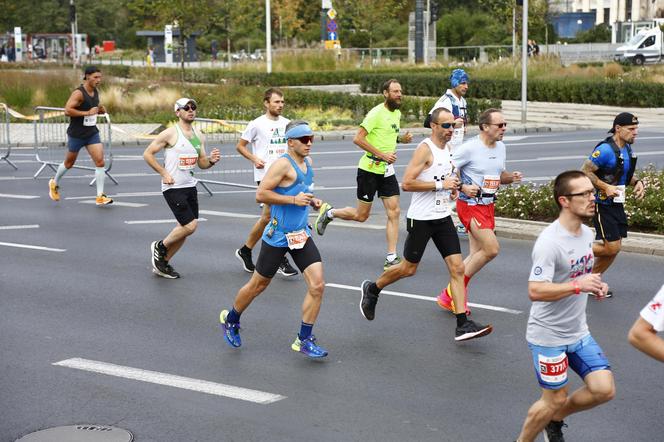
[162,124,201,192]
[406,138,455,221]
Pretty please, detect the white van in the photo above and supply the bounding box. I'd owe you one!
[614,26,664,65]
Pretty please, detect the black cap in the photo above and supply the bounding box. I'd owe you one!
[83,65,100,79]
[609,112,638,133]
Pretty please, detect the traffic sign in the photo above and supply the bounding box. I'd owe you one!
[327,8,337,20]
[327,19,337,33]
[327,31,337,41]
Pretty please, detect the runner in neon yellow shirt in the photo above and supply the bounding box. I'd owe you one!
[314,79,413,269]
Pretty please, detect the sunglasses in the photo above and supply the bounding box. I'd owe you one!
[179,104,197,111]
[564,190,595,198]
[432,122,455,129]
[489,123,507,128]
[293,135,314,144]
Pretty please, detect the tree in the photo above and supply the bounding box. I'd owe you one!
[335,0,409,52]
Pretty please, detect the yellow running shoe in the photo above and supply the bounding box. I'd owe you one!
[48,179,60,201]
[95,194,113,206]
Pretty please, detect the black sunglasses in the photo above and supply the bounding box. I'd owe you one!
[294,135,314,144]
[489,123,507,128]
[432,122,454,129]
[179,104,197,111]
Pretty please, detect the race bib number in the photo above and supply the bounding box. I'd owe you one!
[83,114,97,127]
[434,189,452,213]
[481,175,501,195]
[266,145,287,162]
[613,185,626,203]
[384,164,395,178]
[538,352,568,384]
[285,229,309,250]
[178,154,198,171]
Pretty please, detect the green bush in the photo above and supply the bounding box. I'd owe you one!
[360,74,664,107]
[495,166,664,234]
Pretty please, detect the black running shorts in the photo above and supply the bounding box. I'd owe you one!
[255,237,322,278]
[356,168,400,203]
[163,186,199,226]
[593,203,628,242]
[403,216,461,263]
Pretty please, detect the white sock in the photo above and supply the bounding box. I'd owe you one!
[54,163,68,185]
[326,209,334,219]
[386,252,397,262]
[95,167,105,195]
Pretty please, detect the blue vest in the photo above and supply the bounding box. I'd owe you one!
[262,154,314,247]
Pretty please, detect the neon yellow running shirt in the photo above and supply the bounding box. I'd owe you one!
[357,103,401,175]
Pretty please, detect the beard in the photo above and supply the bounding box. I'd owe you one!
[386,98,401,111]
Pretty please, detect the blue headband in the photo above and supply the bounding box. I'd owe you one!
[285,124,314,140]
[450,69,469,88]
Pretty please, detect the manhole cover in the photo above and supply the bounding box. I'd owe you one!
[17,425,133,442]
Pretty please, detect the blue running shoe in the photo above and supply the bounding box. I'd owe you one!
[291,334,328,359]
[220,309,242,348]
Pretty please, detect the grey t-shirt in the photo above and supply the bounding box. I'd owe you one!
[526,220,595,346]
[452,136,506,206]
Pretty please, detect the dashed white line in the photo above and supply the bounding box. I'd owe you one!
[0,241,66,252]
[326,283,523,315]
[0,193,40,199]
[125,218,208,224]
[0,224,39,230]
[53,358,286,404]
[79,200,148,207]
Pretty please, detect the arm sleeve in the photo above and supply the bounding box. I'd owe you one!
[529,237,556,283]
[451,143,470,169]
[589,143,612,168]
[640,285,664,332]
[240,120,256,143]
[360,107,378,133]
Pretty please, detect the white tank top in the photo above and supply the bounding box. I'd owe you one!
[406,138,455,221]
[162,124,201,191]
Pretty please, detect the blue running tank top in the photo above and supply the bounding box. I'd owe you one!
[262,154,314,247]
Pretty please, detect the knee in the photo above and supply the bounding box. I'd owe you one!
[449,261,465,278]
[95,159,105,168]
[183,220,198,235]
[387,205,401,220]
[248,278,270,296]
[63,160,75,168]
[592,383,616,404]
[308,278,325,299]
[485,243,500,260]
[547,391,568,411]
[355,212,369,222]
[401,263,418,277]
[606,242,621,256]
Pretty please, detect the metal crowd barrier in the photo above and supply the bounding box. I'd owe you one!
[0,103,17,170]
[32,106,117,186]
[192,117,257,196]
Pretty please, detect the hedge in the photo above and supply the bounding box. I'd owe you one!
[360,73,664,107]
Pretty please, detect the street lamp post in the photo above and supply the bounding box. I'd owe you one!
[521,0,528,124]
[266,0,272,74]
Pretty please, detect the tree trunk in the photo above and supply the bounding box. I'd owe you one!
[179,31,185,85]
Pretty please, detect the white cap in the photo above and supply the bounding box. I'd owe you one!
[174,97,196,112]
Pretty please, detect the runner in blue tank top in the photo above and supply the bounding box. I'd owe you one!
[219,120,330,359]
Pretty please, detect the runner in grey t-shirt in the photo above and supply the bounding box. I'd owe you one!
[517,171,615,442]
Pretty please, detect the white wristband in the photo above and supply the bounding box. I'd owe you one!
[435,180,443,191]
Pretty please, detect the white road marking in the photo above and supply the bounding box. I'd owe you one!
[53,358,286,404]
[0,193,40,199]
[79,200,148,207]
[0,224,39,230]
[125,218,208,225]
[200,210,260,219]
[508,135,664,147]
[326,283,523,315]
[0,241,65,252]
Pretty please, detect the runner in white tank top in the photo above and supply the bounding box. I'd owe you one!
[143,98,220,279]
[359,108,493,342]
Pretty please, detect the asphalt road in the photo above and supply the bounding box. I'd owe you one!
[1,129,663,441]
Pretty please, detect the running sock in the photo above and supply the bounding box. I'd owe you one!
[298,322,314,340]
[95,167,105,195]
[240,245,252,254]
[464,274,471,287]
[368,282,382,295]
[386,252,397,262]
[456,313,468,327]
[326,209,334,219]
[227,307,242,324]
[54,163,68,185]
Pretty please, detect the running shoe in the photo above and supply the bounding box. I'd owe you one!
[95,194,113,206]
[543,420,567,442]
[277,258,298,277]
[437,283,471,315]
[383,255,402,270]
[150,240,167,271]
[315,203,333,235]
[220,309,242,348]
[291,334,328,359]
[48,178,60,201]
[454,319,492,342]
[235,248,255,273]
[456,223,468,238]
[152,259,179,279]
[163,262,181,279]
[360,279,379,321]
